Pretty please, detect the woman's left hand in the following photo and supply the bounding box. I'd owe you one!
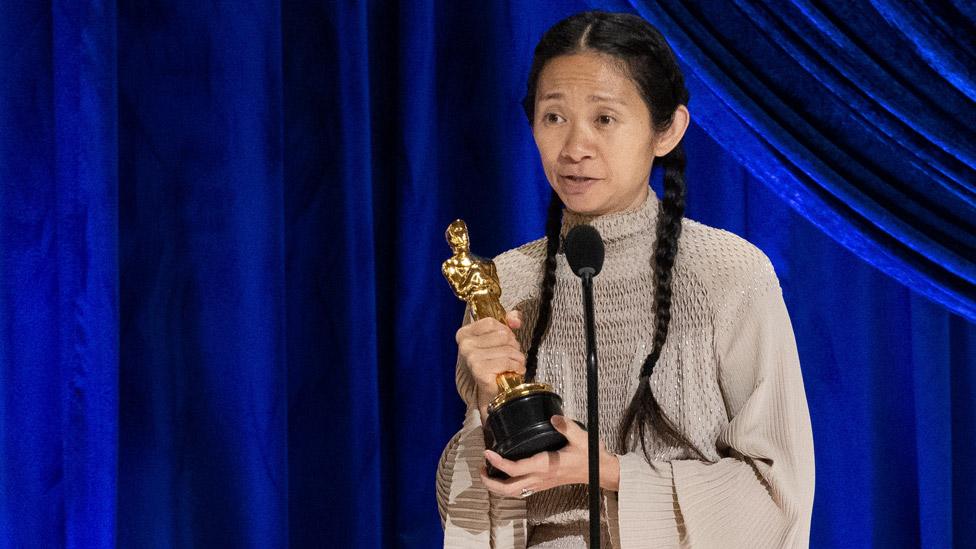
[480,415,621,497]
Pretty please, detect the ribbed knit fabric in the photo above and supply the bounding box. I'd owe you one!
[437,191,815,548]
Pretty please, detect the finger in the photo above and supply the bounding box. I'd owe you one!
[473,362,525,395]
[509,350,526,374]
[460,328,520,351]
[455,319,498,345]
[485,449,543,478]
[506,310,523,330]
[467,349,526,375]
[526,449,556,474]
[551,415,587,445]
[480,467,513,496]
[484,450,521,477]
[466,318,511,336]
[458,339,519,362]
[479,466,537,498]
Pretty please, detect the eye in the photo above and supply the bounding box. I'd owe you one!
[596,114,616,126]
[543,112,565,124]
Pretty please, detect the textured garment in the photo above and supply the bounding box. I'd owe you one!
[436,191,815,548]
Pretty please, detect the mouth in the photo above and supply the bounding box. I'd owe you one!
[558,175,601,192]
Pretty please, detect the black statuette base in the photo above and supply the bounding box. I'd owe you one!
[484,391,567,479]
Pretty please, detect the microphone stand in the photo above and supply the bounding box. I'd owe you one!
[580,267,600,547]
[565,223,605,547]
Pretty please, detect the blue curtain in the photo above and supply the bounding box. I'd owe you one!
[1,1,973,548]
[116,2,287,547]
[0,2,119,547]
[599,0,976,321]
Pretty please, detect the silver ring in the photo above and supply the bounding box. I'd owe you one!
[520,488,534,498]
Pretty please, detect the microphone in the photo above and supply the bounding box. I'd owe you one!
[565,224,604,278]
[564,224,605,547]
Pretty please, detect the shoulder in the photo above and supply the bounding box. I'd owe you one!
[492,237,547,308]
[677,218,781,310]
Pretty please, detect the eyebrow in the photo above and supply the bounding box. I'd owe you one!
[538,92,628,106]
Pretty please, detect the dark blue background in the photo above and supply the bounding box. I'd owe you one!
[1,1,973,547]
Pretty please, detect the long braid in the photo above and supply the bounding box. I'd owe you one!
[617,143,705,461]
[524,192,563,381]
[644,145,685,375]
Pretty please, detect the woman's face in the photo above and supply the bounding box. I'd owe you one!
[532,52,674,216]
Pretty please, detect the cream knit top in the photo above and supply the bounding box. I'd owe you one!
[436,191,815,548]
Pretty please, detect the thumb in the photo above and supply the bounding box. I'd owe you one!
[550,415,585,443]
[506,310,523,330]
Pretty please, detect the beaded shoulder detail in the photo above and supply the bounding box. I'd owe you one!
[677,219,781,314]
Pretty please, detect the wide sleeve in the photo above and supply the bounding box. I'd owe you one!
[435,306,528,548]
[612,279,815,548]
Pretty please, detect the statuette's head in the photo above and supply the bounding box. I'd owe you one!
[446,219,470,252]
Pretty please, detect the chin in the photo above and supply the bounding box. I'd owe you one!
[557,192,611,216]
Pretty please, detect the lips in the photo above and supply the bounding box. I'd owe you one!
[560,174,603,183]
[558,174,601,193]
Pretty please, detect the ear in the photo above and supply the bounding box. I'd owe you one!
[652,104,690,157]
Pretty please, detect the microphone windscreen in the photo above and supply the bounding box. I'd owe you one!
[565,224,605,278]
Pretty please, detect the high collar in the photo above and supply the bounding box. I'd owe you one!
[559,189,660,250]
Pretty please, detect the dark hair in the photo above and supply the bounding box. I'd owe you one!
[520,11,704,461]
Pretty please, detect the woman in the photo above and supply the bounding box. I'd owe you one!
[436,11,814,548]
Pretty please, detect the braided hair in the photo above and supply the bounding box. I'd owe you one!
[521,11,705,462]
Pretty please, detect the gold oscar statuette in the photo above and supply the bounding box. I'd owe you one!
[442,219,567,477]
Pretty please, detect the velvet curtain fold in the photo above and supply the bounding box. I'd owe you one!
[1,1,974,548]
[599,0,976,320]
[116,2,288,547]
[0,2,119,547]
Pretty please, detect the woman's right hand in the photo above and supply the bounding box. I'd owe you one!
[455,310,525,421]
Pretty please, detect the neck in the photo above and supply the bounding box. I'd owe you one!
[560,188,659,247]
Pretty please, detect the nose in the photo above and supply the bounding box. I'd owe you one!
[559,122,595,162]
